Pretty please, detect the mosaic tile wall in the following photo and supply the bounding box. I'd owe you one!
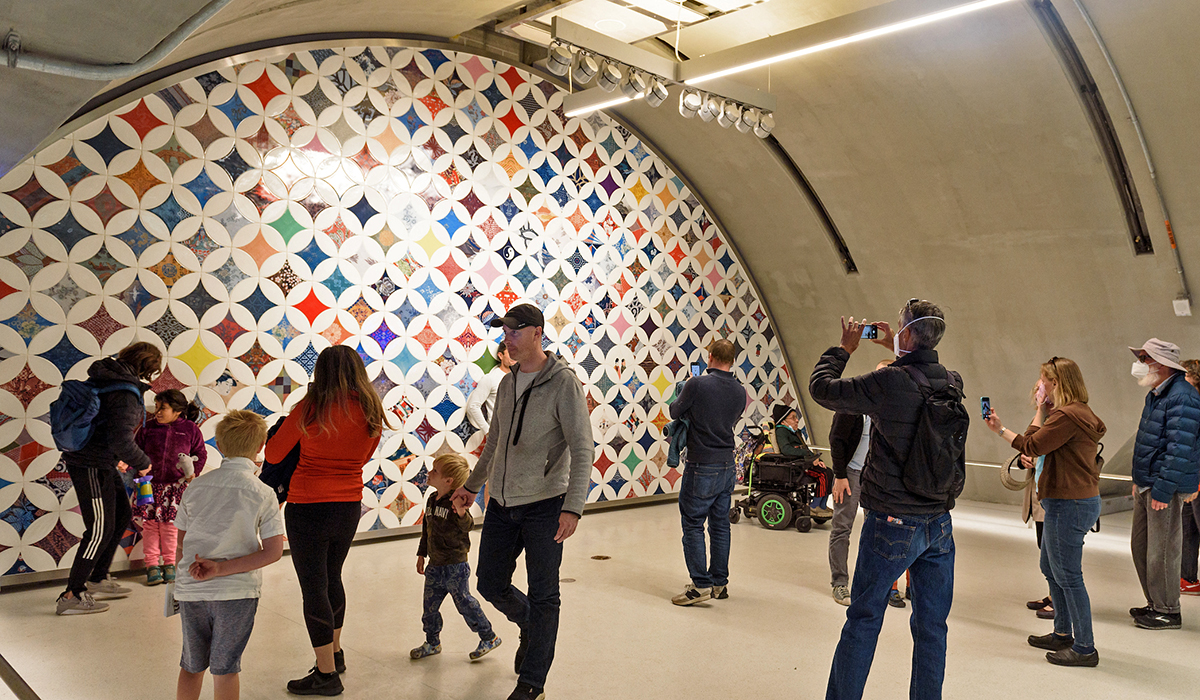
[0,45,797,578]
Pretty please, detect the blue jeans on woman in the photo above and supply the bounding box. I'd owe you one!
[827,510,955,700]
[678,461,736,589]
[1040,496,1101,653]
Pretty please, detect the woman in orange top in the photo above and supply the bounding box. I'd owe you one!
[265,345,389,695]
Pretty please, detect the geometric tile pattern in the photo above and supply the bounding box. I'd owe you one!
[0,45,794,577]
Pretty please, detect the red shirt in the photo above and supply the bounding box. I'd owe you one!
[265,398,381,504]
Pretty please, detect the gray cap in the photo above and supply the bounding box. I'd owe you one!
[1129,338,1187,372]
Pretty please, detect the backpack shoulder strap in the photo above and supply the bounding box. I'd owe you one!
[900,365,932,393]
[95,382,141,396]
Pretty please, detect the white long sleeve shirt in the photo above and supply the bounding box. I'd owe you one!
[466,367,507,432]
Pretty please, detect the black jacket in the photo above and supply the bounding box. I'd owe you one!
[829,412,865,479]
[61,358,152,473]
[809,347,963,514]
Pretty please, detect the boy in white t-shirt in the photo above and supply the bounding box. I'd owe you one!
[173,410,285,700]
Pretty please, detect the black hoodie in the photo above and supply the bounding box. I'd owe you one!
[60,358,152,472]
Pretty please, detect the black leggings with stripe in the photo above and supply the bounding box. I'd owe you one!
[65,464,131,595]
[285,501,360,647]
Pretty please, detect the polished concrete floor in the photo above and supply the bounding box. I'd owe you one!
[1,499,1198,700]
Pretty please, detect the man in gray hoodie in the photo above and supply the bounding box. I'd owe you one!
[452,303,593,700]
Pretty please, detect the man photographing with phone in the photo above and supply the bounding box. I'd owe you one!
[809,299,967,700]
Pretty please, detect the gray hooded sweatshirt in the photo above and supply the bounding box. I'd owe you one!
[463,352,594,517]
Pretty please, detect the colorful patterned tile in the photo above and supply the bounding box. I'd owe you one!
[1,301,53,342]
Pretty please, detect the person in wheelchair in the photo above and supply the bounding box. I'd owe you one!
[772,405,835,518]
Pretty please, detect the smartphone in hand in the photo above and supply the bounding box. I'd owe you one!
[861,324,878,339]
[980,396,991,420]
[690,363,701,378]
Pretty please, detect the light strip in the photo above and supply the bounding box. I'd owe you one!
[564,91,644,118]
[685,0,1016,85]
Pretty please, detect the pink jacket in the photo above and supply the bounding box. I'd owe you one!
[135,418,207,483]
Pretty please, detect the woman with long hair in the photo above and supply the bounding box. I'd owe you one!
[264,345,391,695]
[985,357,1106,667]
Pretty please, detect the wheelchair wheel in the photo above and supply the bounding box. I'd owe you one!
[757,495,792,530]
[795,516,813,533]
[812,516,831,525]
[729,507,741,524]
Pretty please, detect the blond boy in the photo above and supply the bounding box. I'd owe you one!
[174,410,284,700]
[410,454,501,661]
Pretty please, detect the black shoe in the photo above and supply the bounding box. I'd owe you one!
[1027,632,1074,651]
[1129,604,1153,618]
[1134,611,1182,630]
[334,649,345,674]
[712,584,728,600]
[1046,648,1099,667]
[887,589,906,609]
[287,669,343,696]
[514,631,528,675]
[507,682,546,700]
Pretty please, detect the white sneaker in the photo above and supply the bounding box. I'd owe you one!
[56,592,109,615]
[85,577,131,599]
[832,585,850,606]
[672,584,711,606]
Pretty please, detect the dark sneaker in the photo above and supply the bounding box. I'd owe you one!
[514,630,527,675]
[887,589,906,609]
[1129,604,1153,618]
[711,585,728,600]
[1027,632,1074,651]
[470,635,502,660]
[1134,611,1182,630]
[671,584,711,606]
[832,585,850,606]
[56,592,109,615]
[409,642,441,659]
[286,668,343,696]
[507,682,546,700]
[334,649,345,674]
[1046,648,1099,667]
[85,577,131,599]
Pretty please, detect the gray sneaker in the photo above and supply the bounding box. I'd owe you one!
[832,585,850,606]
[56,592,109,615]
[85,577,131,599]
[672,584,711,606]
[711,585,728,600]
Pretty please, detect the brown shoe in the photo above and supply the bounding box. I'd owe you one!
[1027,596,1051,610]
[1036,604,1055,620]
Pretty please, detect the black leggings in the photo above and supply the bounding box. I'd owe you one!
[285,501,360,647]
[65,465,131,595]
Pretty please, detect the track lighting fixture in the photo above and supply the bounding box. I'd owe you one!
[644,77,669,108]
[596,60,621,92]
[753,112,775,138]
[679,89,702,118]
[574,52,599,82]
[716,100,741,128]
[621,70,647,100]
[547,42,572,77]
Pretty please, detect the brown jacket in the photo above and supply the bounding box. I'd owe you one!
[1011,403,1106,500]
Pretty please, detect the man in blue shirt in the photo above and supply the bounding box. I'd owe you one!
[668,339,748,606]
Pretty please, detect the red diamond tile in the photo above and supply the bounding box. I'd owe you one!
[150,365,187,393]
[1,365,52,409]
[498,107,524,139]
[667,242,687,266]
[565,291,585,314]
[419,93,447,118]
[82,185,128,227]
[413,321,440,353]
[455,326,480,350]
[244,71,285,110]
[237,340,272,375]
[77,304,125,346]
[294,288,327,325]
[498,66,524,94]
[319,317,352,346]
[435,255,464,284]
[117,99,165,141]
[496,282,518,311]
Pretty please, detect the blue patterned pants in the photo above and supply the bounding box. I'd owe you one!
[423,562,494,645]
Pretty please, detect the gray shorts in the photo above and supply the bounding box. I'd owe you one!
[180,599,259,675]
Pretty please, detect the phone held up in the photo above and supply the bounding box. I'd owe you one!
[861,324,878,340]
[980,396,991,421]
[690,363,702,378]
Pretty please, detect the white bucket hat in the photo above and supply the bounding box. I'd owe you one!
[1128,338,1187,372]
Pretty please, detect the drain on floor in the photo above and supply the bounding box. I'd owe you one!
[560,578,576,583]
[590,555,610,560]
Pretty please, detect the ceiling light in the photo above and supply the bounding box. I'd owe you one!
[753,112,775,138]
[596,60,622,92]
[621,70,648,99]
[574,52,599,82]
[547,42,573,76]
[679,89,702,118]
[698,95,720,122]
[626,0,707,24]
[644,77,669,108]
[737,107,757,133]
[717,100,741,128]
[564,87,638,118]
[683,0,1017,85]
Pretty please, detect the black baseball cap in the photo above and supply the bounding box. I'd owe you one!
[489,303,544,330]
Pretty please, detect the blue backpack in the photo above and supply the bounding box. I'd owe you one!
[49,380,143,452]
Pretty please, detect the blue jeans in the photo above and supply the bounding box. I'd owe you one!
[827,510,955,700]
[422,561,494,645]
[678,461,736,589]
[476,496,564,690]
[1040,496,1101,652]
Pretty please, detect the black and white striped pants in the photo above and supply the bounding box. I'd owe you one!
[64,464,131,595]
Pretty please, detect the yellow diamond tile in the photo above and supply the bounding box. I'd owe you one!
[177,337,221,378]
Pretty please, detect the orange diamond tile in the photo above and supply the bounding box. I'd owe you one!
[294,288,327,325]
[413,321,440,353]
[240,230,277,268]
[116,159,162,200]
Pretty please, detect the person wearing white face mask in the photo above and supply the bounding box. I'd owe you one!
[1126,338,1200,630]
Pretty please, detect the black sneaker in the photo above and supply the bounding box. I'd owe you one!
[334,649,346,674]
[287,668,343,696]
[1046,648,1099,667]
[514,630,528,675]
[1027,632,1074,651]
[1129,604,1153,618]
[1134,611,1182,630]
[887,589,906,609]
[507,682,546,700]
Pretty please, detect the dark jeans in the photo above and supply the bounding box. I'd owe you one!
[678,461,736,589]
[827,510,954,700]
[285,501,360,648]
[65,465,131,595]
[1040,497,1101,652]
[476,496,564,690]
[1183,498,1200,583]
[422,561,494,645]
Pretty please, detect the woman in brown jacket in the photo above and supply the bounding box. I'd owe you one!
[985,357,1105,668]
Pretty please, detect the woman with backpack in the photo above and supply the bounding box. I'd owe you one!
[264,345,390,695]
[55,341,162,616]
[984,357,1106,668]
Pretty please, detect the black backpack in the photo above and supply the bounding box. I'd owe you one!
[895,365,969,504]
[259,415,299,503]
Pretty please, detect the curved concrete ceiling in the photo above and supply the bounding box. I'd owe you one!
[2,0,1198,500]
